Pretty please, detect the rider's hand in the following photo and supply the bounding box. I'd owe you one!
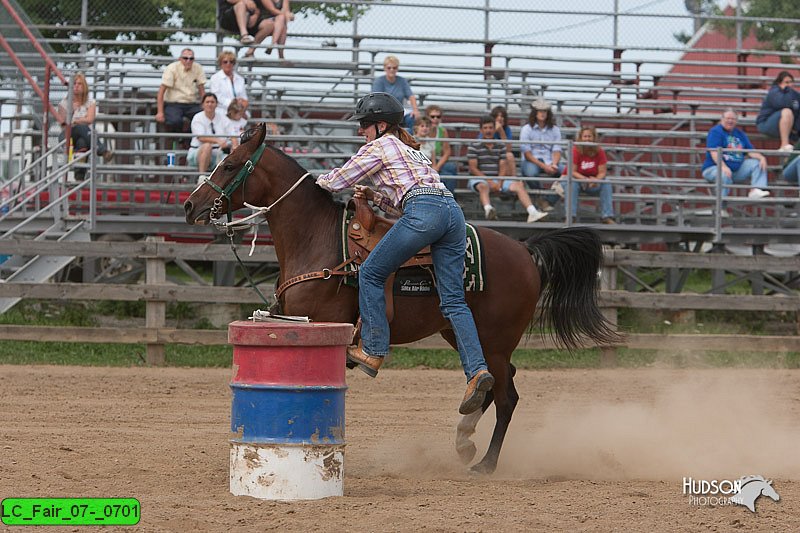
[354,185,374,201]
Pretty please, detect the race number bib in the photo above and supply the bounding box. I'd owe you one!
[404,146,432,166]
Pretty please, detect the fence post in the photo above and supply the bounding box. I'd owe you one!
[599,248,618,367]
[145,236,166,365]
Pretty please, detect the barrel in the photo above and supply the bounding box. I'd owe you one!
[228,321,354,500]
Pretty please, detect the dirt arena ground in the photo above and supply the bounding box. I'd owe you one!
[2,365,799,532]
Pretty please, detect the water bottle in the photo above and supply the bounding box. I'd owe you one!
[167,152,176,166]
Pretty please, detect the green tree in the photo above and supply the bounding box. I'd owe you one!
[741,0,800,54]
[17,0,378,57]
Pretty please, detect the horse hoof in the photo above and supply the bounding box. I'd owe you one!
[456,443,477,465]
[469,461,497,475]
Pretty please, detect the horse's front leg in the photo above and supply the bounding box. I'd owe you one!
[455,392,493,464]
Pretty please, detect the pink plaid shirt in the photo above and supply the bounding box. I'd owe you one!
[316,134,444,212]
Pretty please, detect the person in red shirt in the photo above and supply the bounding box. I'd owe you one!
[562,125,615,223]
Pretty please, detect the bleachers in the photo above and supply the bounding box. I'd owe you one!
[2,15,800,250]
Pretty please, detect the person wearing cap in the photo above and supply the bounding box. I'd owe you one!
[316,92,494,415]
[520,97,565,212]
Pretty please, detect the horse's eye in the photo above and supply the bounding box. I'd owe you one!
[224,163,236,172]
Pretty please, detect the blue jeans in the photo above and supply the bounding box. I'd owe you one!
[561,179,614,218]
[359,192,487,380]
[702,158,767,197]
[783,157,800,184]
[521,159,565,205]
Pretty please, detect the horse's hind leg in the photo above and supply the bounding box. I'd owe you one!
[471,363,519,475]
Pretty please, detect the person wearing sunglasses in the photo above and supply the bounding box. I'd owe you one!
[424,105,458,192]
[209,50,249,114]
[316,93,495,416]
[156,48,207,147]
[372,55,419,131]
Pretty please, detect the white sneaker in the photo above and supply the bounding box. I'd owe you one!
[779,144,794,153]
[527,210,548,223]
[550,181,565,198]
[747,188,770,199]
[484,206,497,220]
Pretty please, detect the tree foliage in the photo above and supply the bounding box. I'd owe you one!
[17,0,375,57]
[740,0,800,54]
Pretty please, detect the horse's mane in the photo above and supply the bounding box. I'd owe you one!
[261,143,338,205]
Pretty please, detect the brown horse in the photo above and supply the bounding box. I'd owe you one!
[184,123,618,474]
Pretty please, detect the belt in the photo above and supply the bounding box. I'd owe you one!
[401,187,453,209]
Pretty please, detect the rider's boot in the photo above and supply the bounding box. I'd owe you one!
[459,370,495,415]
[346,342,383,378]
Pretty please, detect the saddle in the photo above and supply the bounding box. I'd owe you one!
[346,196,433,269]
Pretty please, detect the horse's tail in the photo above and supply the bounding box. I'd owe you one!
[525,226,622,350]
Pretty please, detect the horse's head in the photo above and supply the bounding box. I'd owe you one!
[184,122,268,225]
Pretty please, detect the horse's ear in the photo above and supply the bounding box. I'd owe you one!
[242,122,267,146]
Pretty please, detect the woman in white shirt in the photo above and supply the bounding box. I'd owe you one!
[209,50,248,114]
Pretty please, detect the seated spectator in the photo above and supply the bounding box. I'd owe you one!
[238,0,294,61]
[372,55,419,130]
[209,50,248,114]
[156,48,206,148]
[217,0,260,45]
[467,115,547,222]
[414,117,435,157]
[560,126,614,224]
[520,98,565,212]
[781,141,800,184]
[702,108,769,199]
[756,71,800,152]
[54,73,113,180]
[188,93,233,176]
[480,106,516,177]
[425,105,458,192]
[224,100,249,147]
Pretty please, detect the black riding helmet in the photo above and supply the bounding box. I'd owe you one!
[349,92,404,125]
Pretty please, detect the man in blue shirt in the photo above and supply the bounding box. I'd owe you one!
[702,109,769,198]
[372,55,419,130]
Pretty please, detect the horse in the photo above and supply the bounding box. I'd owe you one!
[731,476,780,513]
[184,122,619,474]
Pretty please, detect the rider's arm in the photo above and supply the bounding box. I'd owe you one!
[316,142,381,192]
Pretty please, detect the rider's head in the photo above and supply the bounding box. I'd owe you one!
[350,92,404,141]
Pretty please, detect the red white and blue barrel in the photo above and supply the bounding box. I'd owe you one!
[228,321,353,500]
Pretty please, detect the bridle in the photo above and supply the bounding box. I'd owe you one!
[198,141,309,234]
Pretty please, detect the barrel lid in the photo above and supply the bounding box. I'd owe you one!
[228,321,355,346]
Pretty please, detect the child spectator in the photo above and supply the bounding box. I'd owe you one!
[425,105,458,192]
[224,101,248,148]
[756,71,800,152]
[414,117,435,160]
[560,125,615,224]
[467,115,546,222]
[372,55,419,130]
[519,98,564,211]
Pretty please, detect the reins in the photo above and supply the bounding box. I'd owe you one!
[198,139,330,308]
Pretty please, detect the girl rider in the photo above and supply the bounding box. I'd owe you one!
[316,93,494,415]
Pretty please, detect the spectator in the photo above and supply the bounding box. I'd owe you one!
[480,105,516,177]
[561,125,614,224]
[155,48,206,147]
[54,73,113,180]
[209,50,248,114]
[217,0,260,45]
[224,100,249,147]
[240,0,293,61]
[372,55,419,130]
[414,116,435,158]
[467,115,547,222]
[188,93,233,176]
[756,71,800,152]
[781,140,800,184]
[425,104,458,192]
[520,98,565,212]
[702,108,769,199]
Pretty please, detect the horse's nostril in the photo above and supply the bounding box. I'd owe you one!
[184,201,192,213]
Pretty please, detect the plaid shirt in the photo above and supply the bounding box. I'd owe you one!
[316,134,443,212]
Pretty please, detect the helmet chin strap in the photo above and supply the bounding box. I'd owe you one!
[374,121,390,139]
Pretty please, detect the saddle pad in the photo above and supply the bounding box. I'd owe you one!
[339,209,485,292]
